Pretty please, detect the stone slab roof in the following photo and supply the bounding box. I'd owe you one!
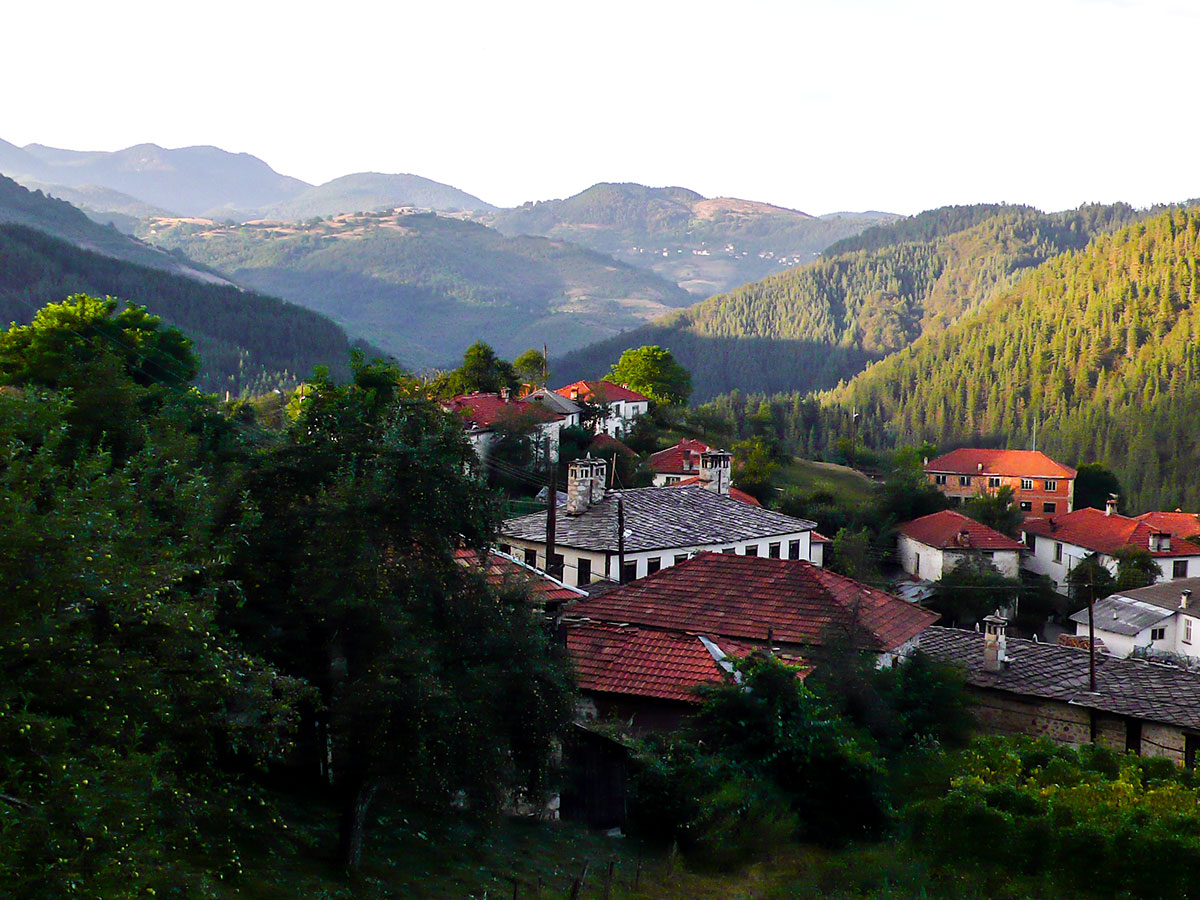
[919,625,1200,731]
[670,475,761,507]
[1068,595,1173,636]
[565,553,937,653]
[501,484,815,554]
[1108,577,1200,611]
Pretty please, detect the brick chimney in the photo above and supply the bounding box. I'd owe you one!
[983,614,1008,673]
[565,456,607,516]
[699,450,732,496]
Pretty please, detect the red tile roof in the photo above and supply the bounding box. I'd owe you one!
[1135,511,1200,540]
[590,433,638,458]
[647,439,711,474]
[567,622,751,704]
[669,476,762,507]
[811,532,832,545]
[454,548,584,605]
[898,510,1026,552]
[566,552,936,652]
[555,380,652,405]
[1056,634,1109,653]
[444,393,563,429]
[1023,507,1200,558]
[925,448,1077,479]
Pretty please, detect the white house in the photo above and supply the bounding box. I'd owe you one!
[1021,503,1200,595]
[523,388,582,430]
[554,380,650,439]
[498,454,818,588]
[1069,578,1200,661]
[647,439,711,486]
[897,509,1025,580]
[443,391,565,464]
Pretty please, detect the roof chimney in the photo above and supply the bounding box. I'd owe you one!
[699,450,732,496]
[1105,497,1118,517]
[1181,589,1193,610]
[983,614,1008,673]
[499,386,510,401]
[565,456,607,516]
[977,462,984,472]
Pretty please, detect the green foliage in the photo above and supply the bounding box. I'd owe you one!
[608,344,692,406]
[1075,462,1123,511]
[512,347,547,387]
[430,340,519,397]
[931,556,1020,627]
[731,436,778,504]
[1114,547,1159,592]
[829,527,882,585]
[961,485,1023,537]
[1067,554,1117,609]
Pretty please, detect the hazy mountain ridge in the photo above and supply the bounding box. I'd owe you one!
[481,182,894,296]
[138,209,695,368]
[554,202,1150,400]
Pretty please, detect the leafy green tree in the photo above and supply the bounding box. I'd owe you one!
[931,555,1020,626]
[430,341,518,397]
[1114,547,1159,592]
[731,436,778,504]
[1075,462,1123,512]
[512,347,547,387]
[829,527,882,585]
[962,485,1023,537]
[222,356,572,870]
[1066,553,1117,612]
[608,345,692,406]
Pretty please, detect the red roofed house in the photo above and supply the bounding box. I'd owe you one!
[554,380,650,438]
[925,449,1077,516]
[1135,511,1200,542]
[444,391,565,463]
[647,439,711,485]
[1021,503,1200,594]
[565,552,937,666]
[897,509,1026,580]
[453,547,586,611]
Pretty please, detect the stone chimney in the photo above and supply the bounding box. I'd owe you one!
[565,456,607,516]
[699,450,732,496]
[982,614,1008,673]
[1181,589,1193,610]
[1105,497,1118,517]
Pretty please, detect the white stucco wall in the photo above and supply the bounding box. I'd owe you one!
[1023,534,1200,595]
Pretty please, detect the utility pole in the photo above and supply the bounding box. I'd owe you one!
[617,497,626,584]
[849,406,859,471]
[1087,567,1097,694]
[545,462,558,580]
[542,343,548,385]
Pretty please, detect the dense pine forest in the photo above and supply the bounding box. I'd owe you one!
[557,202,1149,400]
[0,224,361,393]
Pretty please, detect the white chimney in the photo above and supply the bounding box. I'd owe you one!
[1105,497,1118,517]
[565,456,607,516]
[977,462,984,472]
[983,614,1008,672]
[1181,589,1193,610]
[699,450,732,496]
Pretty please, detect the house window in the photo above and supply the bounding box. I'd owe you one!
[983,551,994,559]
[958,475,972,487]
[1054,542,1063,563]
[1044,480,1058,492]
[1021,478,1033,491]
[674,553,689,566]
[1043,502,1057,514]
[934,474,947,486]
[524,548,537,567]
[1186,619,1194,645]
[620,561,638,584]
[1188,735,1200,770]
[577,558,591,586]
[1126,719,1143,756]
[769,542,782,559]
[498,543,511,556]
[745,545,759,557]
[988,476,1002,489]
[788,540,801,560]
[722,547,735,554]
[646,557,661,575]
[1175,560,1189,579]
[1020,501,1032,512]
[1024,532,1035,548]
[1151,627,1166,641]
[548,553,564,580]
[915,554,921,578]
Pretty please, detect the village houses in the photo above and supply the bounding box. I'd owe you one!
[443,390,565,464]
[554,380,650,438]
[647,438,711,485]
[1068,577,1200,662]
[925,448,1076,515]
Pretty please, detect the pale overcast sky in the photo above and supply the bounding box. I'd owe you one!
[3,0,1195,215]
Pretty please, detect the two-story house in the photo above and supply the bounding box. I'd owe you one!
[924,449,1077,515]
[1068,577,1200,661]
[647,439,711,485]
[554,380,651,438]
[499,453,818,588]
[1021,503,1200,595]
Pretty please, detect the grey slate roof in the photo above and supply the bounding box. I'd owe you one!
[501,484,816,554]
[525,388,580,416]
[919,625,1200,731]
[1068,596,1173,636]
[1107,577,1200,612]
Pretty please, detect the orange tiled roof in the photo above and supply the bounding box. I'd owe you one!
[555,380,651,405]
[669,476,761,507]
[647,439,711,474]
[454,548,583,605]
[590,433,638,458]
[898,510,1026,552]
[444,393,562,429]
[1023,507,1200,558]
[925,448,1077,480]
[565,553,936,652]
[1135,511,1200,540]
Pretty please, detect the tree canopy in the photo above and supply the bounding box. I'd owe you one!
[607,344,692,406]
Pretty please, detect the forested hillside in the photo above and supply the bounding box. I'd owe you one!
[556,203,1148,400]
[483,182,889,296]
[0,224,359,393]
[140,209,694,367]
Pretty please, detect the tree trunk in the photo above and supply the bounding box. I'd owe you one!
[337,777,378,873]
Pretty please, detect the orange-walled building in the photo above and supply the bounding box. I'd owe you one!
[924,449,1076,516]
